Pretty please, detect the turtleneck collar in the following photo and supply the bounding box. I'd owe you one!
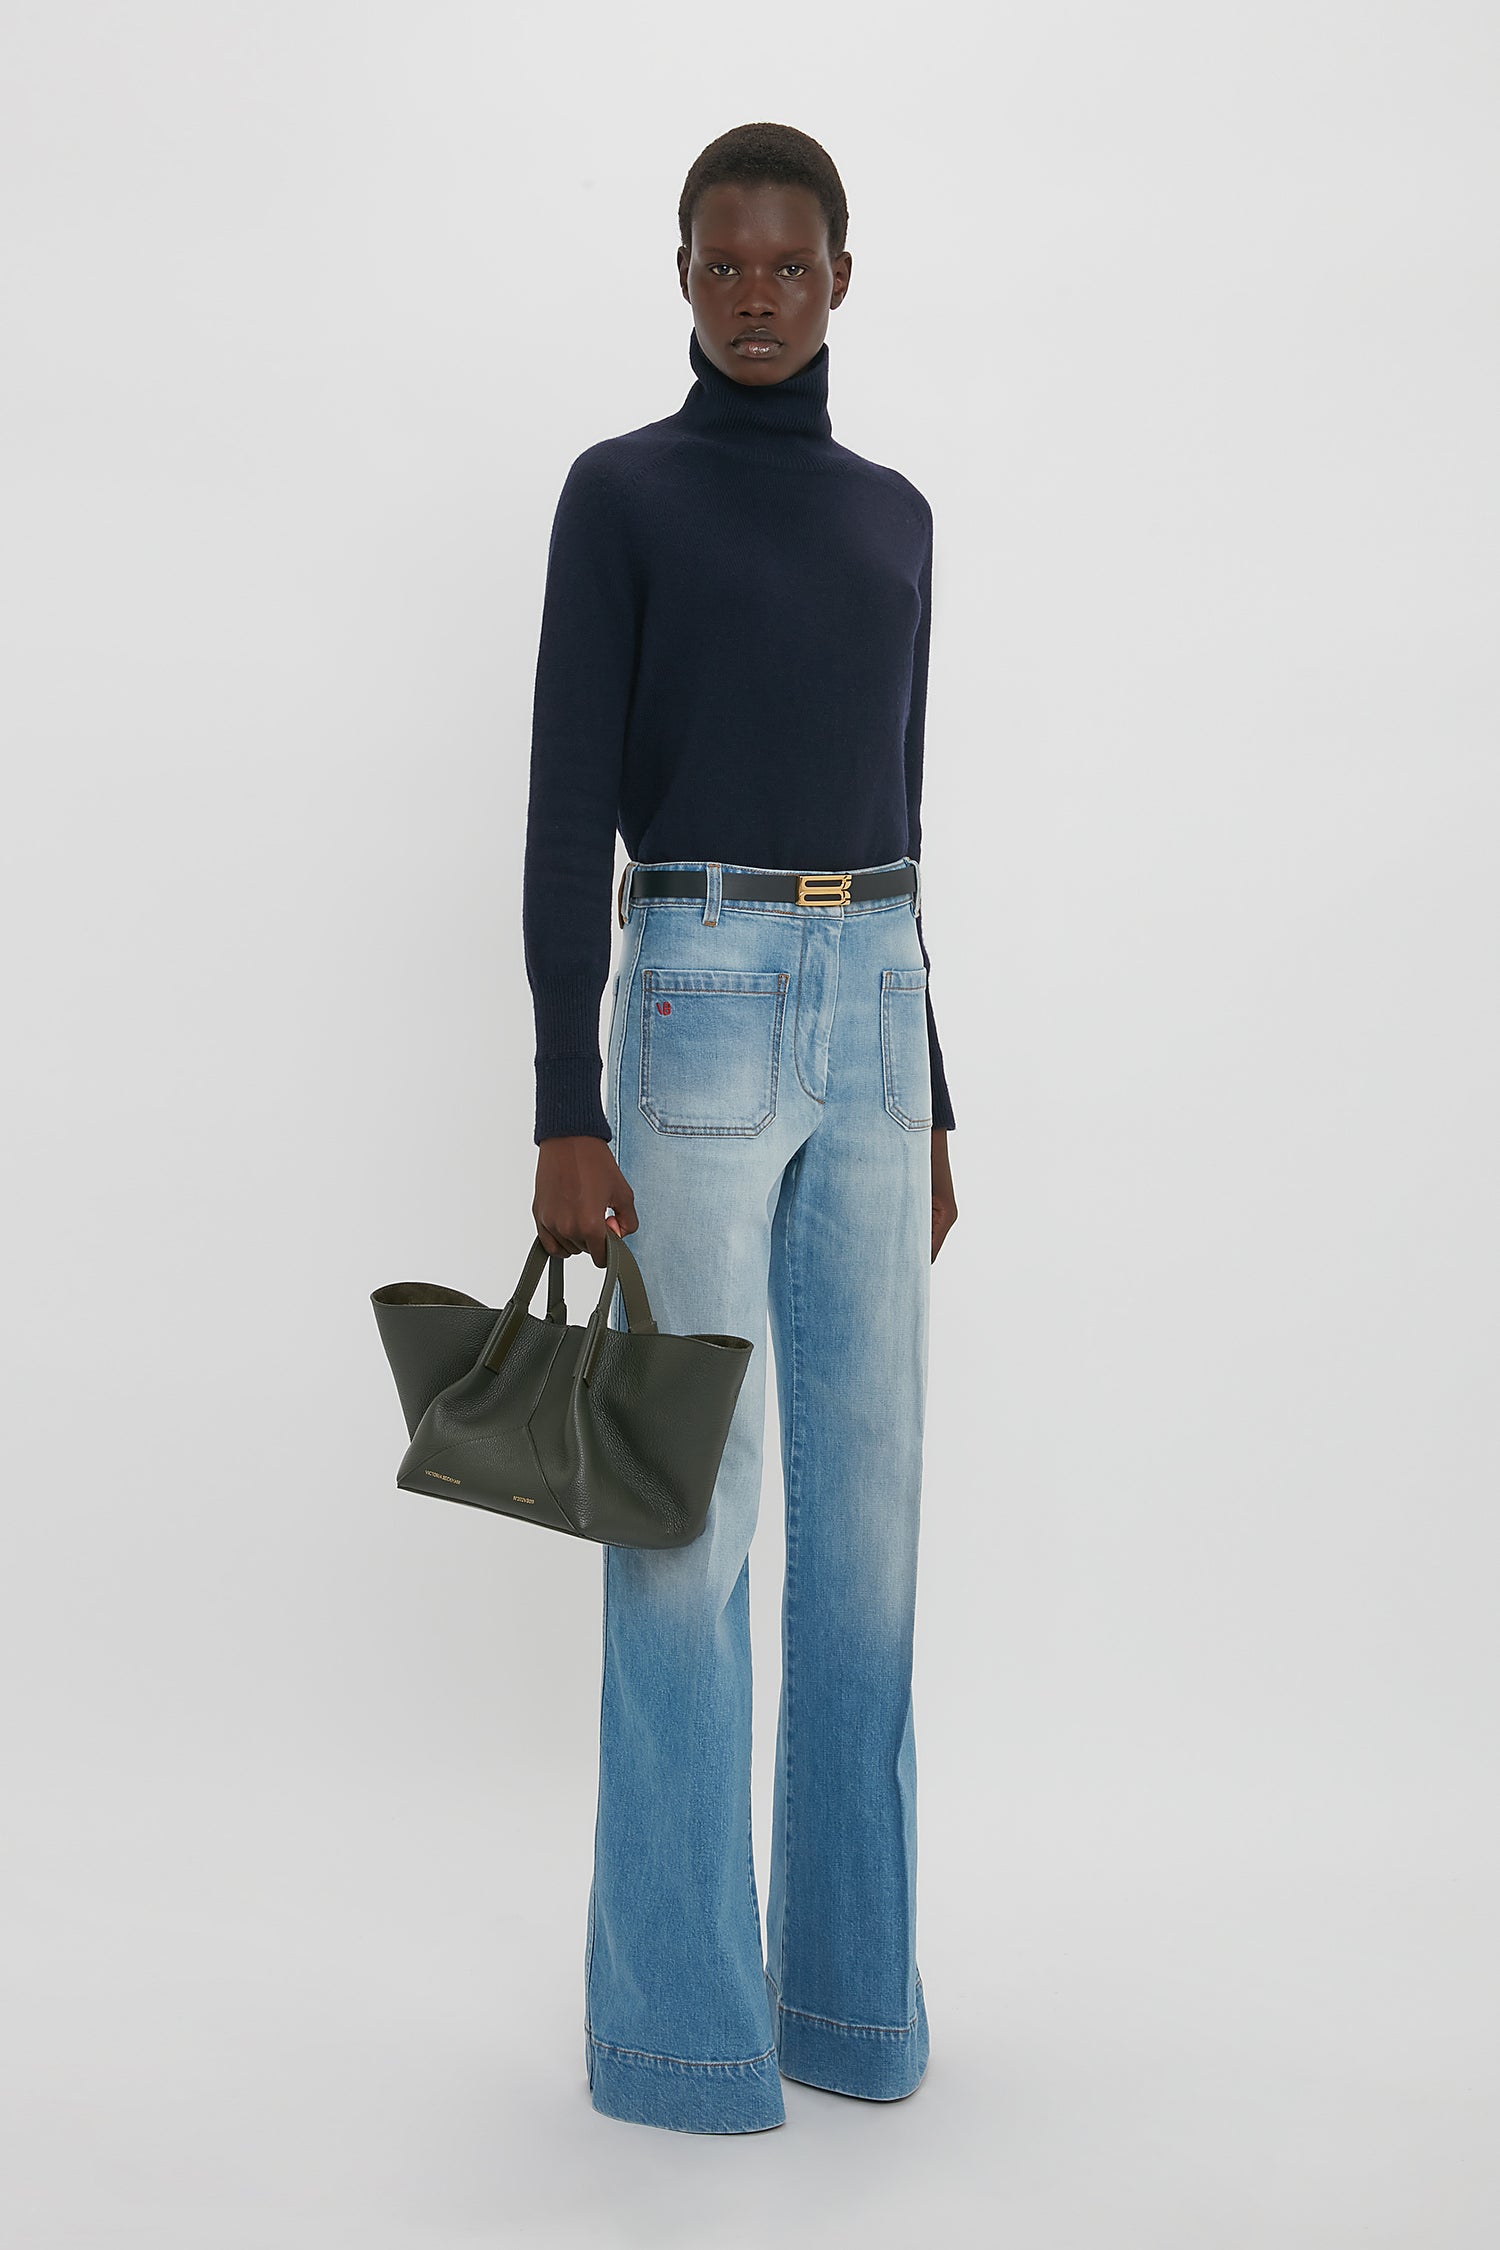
[676,326,833,441]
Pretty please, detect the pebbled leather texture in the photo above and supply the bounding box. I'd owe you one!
[372,1232,753,1548]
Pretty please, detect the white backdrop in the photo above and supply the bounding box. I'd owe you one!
[3,4,1496,2245]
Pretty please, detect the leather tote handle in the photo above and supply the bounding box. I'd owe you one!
[579,1227,658,1388]
[482,1229,657,1379]
[481,1235,567,1372]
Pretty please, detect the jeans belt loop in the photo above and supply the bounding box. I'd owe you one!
[911,855,923,920]
[617,860,637,928]
[703,861,722,926]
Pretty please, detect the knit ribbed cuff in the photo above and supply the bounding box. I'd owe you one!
[533,1056,611,1145]
[530,976,612,1144]
[926,1002,956,1131]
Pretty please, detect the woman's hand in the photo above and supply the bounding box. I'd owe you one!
[930,1129,958,1263]
[534,1136,639,1266]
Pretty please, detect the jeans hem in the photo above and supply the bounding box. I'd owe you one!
[764,1968,930,2101]
[585,2026,787,2134]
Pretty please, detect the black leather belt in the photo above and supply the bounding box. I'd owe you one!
[619,862,917,927]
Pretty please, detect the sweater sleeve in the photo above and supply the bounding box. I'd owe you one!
[904,505,957,1132]
[521,450,641,1144]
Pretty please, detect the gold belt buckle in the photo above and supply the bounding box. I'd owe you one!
[797,869,852,907]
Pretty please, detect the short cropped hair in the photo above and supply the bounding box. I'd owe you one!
[678,122,849,257]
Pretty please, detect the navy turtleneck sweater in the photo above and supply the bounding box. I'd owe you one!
[521,326,956,1144]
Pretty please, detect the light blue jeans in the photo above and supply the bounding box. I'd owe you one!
[585,856,933,2133]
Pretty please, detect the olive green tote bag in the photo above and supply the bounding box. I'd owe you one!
[371,1229,753,1548]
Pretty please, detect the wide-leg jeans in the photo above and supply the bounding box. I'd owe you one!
[584,856,933,2133]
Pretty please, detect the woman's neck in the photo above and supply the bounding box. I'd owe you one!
[675,326,834,441]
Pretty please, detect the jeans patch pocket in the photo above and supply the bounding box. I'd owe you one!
[880,968,933,1130]
[640,967,789,1134]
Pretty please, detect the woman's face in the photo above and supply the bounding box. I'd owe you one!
[677,180,851,388]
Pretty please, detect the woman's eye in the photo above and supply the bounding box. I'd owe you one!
[703,261,807,278]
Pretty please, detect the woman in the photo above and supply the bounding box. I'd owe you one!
[521,120,959,2135]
